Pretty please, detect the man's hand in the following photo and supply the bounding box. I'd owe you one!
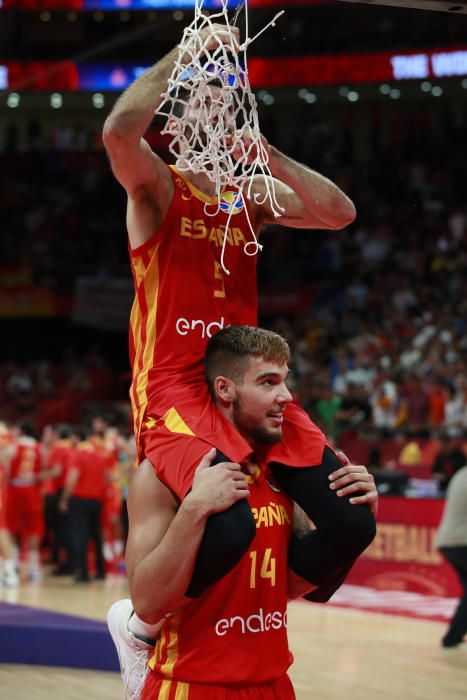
[186,23,240,59]
[227,129,270,165]
[58,496,69,513]
[185,448,249,517]
[330,451,378,517]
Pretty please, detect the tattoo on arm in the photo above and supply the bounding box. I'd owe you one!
[280,215,304,222]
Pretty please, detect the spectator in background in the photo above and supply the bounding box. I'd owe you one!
[432,434,466,493]
[335,382,372,435]
[400,374,429,434]
[427,378,447,431]
[314,385,342,440]
[59,426,109,582]
[370,370,398,436]
[435,465,467,647]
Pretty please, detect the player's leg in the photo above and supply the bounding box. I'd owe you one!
[271,446,376,601]
[70,497,90,581]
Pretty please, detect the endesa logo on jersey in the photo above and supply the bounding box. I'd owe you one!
[215,608,287,637]
[176,316,227,338]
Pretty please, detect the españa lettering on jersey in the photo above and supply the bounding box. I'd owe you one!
[148,466,294,685]
[128,167,258,445]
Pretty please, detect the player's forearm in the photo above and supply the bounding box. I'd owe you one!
[103,46,179,143]
[268,146,356,229]
[130,497,208,623]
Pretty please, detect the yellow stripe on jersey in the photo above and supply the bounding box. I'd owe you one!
[149,618,167,670]
[144,416,158,431]
[175,681,190,699]
[245,462,261,484]
[159,613,181,677]
[129,254,147,416]
[134,244,161,440]
[162,408,195,436]
[156,679,173,700]
[132,254,149,291]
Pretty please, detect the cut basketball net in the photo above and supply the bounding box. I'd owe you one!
[156,0,285,274]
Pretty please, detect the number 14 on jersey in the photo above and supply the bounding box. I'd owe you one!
[249,548,276,588]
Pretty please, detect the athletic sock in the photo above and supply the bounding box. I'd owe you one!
[128,612,162,645]
[4,559,16,576]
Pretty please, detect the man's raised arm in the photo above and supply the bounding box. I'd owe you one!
[252,144,356,231]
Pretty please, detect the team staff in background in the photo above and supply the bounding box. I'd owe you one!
[59,428,110,582]
[103,22,376,695]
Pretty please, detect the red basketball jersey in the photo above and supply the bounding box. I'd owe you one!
[129,167,258,442]
[9,438,42,486]
[45,439,73,493]
[148,465,293,685]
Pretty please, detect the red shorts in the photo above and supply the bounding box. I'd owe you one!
[140,383,326,500]
[7,486,43,538]
[141,673,295,699]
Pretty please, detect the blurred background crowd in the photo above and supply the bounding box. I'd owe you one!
[1,0,467,586]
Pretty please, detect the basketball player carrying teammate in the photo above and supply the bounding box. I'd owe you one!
[129,326,375,699]
[103,22,377,699]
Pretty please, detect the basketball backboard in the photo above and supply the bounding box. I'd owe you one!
[338,0,467,13]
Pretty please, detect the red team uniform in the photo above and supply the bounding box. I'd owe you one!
[129,167,326,500]
[45,438,73,496]
[0,428,14,531]
[7,437,43,539]
[142,464,296,699]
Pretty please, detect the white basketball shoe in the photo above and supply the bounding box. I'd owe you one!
[107,599,160,700]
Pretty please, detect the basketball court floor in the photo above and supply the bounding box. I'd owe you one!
[1,574,466,700]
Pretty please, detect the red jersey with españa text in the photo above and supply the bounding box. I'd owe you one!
[148,464,293,684]
[129,167,258,442]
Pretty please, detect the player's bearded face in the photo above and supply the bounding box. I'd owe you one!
[231,358,292,446]
[183,85,236,151]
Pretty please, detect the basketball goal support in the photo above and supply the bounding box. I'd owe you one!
[338,0,467,13]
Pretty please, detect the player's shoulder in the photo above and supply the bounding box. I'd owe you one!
[131,459,178,510]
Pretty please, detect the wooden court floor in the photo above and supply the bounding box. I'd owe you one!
[1,574,466,700]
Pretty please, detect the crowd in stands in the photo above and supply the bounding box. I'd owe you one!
[1,96,467,480]
[7,4,466,63]
[0,346,128,427]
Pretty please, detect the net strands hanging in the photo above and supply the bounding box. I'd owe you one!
[156,0,284,274]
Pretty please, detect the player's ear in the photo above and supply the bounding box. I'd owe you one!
[213,376,235,404]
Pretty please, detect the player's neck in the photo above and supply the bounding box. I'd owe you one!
[216,402,256,450]
[184,170,216,197]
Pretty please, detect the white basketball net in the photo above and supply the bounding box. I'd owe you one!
[156,0,285,274]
